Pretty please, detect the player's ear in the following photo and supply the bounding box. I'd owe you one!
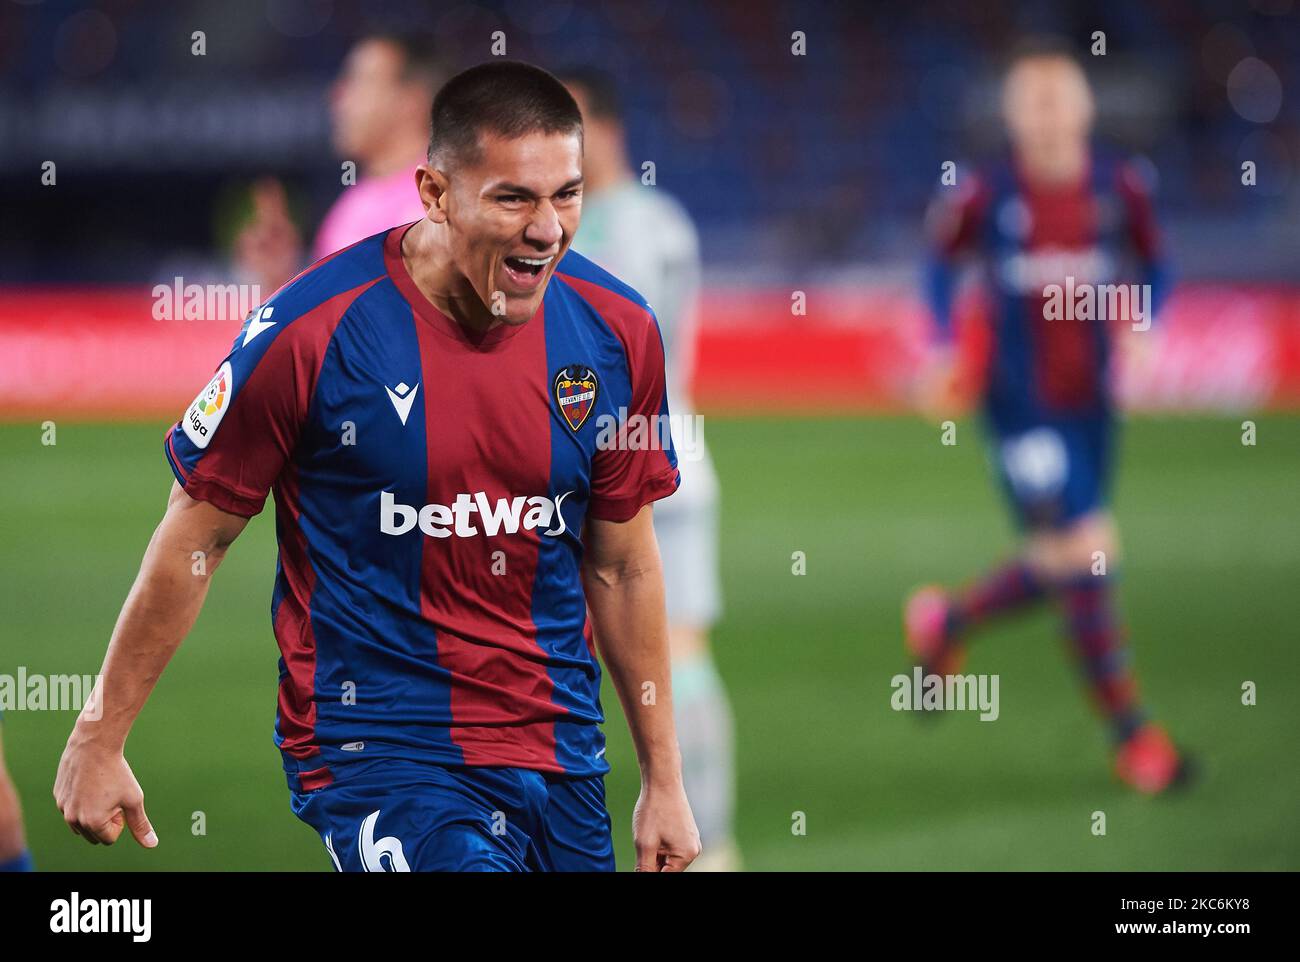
[416,164,450,224]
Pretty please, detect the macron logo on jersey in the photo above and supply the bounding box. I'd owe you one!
[385,381,420,425]
[380,490,572,539]
[242,305,275,346]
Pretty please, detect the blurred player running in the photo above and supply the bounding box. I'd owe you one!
[906,39,1190,794]
[236,30,441,294]
[55,61,699,871]
[0,719,33,871]
[560,69,738,871]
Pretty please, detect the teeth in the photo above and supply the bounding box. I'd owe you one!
[512,256,553,266]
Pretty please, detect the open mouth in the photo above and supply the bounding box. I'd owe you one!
[502,254,554,289]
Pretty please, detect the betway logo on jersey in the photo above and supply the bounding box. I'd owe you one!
[998,245,1114,294]
[380,490,573,539]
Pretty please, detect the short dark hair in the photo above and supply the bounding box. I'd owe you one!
[427,60,583,167]
[360,29,444,87]
[555,67,624,123]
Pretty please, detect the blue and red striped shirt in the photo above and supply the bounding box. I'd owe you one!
[925,150,1169,425]
[165,224,679,787]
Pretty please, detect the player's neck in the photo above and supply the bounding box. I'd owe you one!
[1017,144,1089,188]
[400,219,501,335]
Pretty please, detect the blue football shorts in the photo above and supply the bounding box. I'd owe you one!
[987,413,1115,530]
[290,758,615,872]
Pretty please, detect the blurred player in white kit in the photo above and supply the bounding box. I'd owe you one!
[561,68,738,871]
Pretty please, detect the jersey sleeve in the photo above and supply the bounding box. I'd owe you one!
[1116,159,1162,262]
[1116,158,1172,320]
[587,308,681,524]
[925,169,989,257]
[163,302,328,517]
[922,169,989,341]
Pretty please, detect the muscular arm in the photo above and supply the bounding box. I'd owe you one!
[582,505,699,872]
[54,481,249,847]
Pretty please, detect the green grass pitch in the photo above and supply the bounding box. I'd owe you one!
[2,415,1296,870]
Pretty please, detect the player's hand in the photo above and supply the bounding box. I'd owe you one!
[1117,325,1159,374]
[914,343,964,420]
[54,729,157,849]
[632,778,700,872]
[234,177,302,296]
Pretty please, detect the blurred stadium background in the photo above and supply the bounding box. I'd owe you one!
[1,0,1297,870]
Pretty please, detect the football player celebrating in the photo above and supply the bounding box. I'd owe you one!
[55,61,700,871]
[905,39,1190,794]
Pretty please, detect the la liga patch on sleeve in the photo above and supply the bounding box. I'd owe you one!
[182,361,233,449]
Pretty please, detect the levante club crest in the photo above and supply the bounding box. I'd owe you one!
[553,364,599,432]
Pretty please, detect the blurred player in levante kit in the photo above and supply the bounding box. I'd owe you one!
[560,69,738,871]
[0,719,33,871]
[55,61,700,872]
[235,30,441,294]
[906,39,1191,794]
